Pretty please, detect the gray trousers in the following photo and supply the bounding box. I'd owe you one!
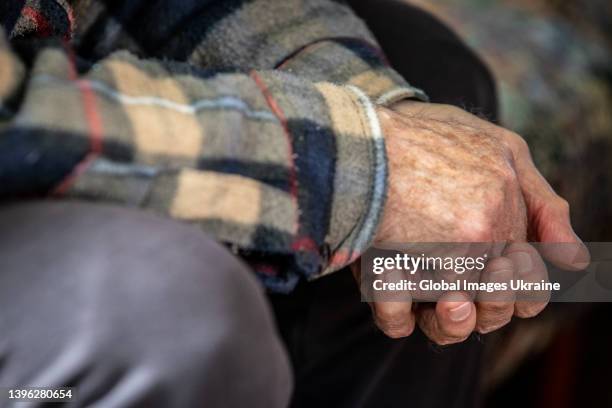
[0,201,292,407]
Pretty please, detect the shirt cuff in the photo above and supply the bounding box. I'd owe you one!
[277,38,428,106]
[242,74,391,283]
[314,83,388,276]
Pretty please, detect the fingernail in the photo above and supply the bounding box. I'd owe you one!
[572,244,591,270]
[449,302,472,322]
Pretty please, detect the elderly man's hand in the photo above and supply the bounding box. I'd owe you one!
[362,101,589,344]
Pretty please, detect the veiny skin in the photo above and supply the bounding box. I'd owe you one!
[354,101,590,345]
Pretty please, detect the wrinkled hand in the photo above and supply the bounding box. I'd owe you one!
[358,101,589,344]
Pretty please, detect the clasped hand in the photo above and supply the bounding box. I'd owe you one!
[352,101,589,345]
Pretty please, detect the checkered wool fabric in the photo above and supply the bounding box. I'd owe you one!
[0,0,426,292]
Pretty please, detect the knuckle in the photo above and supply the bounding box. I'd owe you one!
[506,131,529,151]
[417,311,471,345]
[515,301,547,318]
[487,257,515,273]
[476,302,514,333]
[543,197,571,220]
[374,304,413,336]
[432,334,470,346]
[381,323,415,339]
[439,321,474,341]
[484,301,514,316]
[477,316,512,334]
[555,198,571,215]
[497,163,518,184]
[514,135,529,152]
[375,305,409,324]
[497,129,527,155]
[459,213,494,242]
[495,132,515,154]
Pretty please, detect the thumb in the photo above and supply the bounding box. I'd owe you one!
[530,198,590,270]
[510,137,590,270]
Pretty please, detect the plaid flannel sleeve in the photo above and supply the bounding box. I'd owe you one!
[188,0,429,105]
[0,33,387,292]
[71,0,428,106]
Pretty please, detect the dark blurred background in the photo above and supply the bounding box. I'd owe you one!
[404,1,611,407]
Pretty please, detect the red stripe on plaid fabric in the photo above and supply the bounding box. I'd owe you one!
[275,37,390,70]
[77,79,103,153]
[22,6,54,38]
[249,70,299,228]
[249,70,318,254]
[52,44,103,196]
